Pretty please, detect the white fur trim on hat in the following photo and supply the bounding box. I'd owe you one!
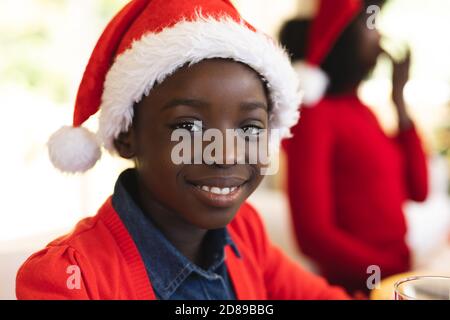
[48,126,101,173]
[99,16,302,153]
[293,61,329,106]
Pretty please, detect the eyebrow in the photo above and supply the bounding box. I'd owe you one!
[162,98,210,111]
[162,98,268,112]
[240,101,268,112]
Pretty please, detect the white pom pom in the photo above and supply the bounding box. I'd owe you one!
[293,61,329,106]
[48,126,101,173]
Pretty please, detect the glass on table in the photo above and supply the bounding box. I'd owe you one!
[394,276,450,300]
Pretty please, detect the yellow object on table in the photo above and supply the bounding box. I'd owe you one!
[372,244,450,299]
[370,271,428,300]
[370,269,450,300]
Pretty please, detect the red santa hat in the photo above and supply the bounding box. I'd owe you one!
[48,0,301,173]
[294,0,362,105]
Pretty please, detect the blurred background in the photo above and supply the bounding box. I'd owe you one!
[0,0,449,299]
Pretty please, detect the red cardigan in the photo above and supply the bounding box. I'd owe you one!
[16,198,349,300]
[283,93,428,291]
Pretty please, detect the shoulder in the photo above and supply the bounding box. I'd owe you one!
[16,198,122,299]
[16,242,92,299]
[302,98,336,116]
[291,99,337,136]
[35,204,117,263]
[283,99,337,152]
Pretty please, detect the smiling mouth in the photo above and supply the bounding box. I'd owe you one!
[186,178,247,208]
[195,185,239,195]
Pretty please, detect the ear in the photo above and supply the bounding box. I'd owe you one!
[113,128,136,159]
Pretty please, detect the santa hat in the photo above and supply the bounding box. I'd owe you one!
[294,0,362,105]
[48,0,301,173]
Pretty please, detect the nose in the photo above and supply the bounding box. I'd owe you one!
[202,128,246,167]
[213,144,239,168]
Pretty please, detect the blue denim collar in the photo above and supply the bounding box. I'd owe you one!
[111,169,240,299]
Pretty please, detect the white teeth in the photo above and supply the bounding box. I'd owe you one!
[210,187,221,195]
[197,185,238,195]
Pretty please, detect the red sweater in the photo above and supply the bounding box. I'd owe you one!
[16,198,349,300]
[283,93,428,291]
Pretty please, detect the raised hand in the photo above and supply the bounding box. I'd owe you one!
[383,47,413,130]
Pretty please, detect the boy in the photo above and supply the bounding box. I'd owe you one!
[16,0,349,300]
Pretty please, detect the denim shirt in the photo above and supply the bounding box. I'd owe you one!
[111,169,239,300]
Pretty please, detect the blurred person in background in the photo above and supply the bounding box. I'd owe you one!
[280,0,428,293]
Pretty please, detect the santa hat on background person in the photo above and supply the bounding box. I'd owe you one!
[294,0,362,105]
[48,0,302,173]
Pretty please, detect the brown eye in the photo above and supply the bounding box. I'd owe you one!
[172,121,202,133]
[241,125,263,136]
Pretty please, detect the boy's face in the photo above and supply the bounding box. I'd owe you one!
[115,59,269,229]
